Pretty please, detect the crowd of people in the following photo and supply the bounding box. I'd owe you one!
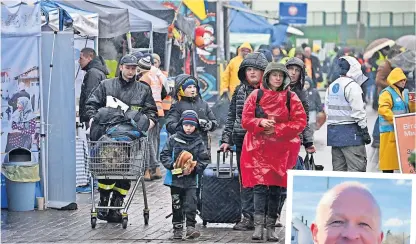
[78,35,415,240]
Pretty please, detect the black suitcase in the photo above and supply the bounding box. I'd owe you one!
[199,149,241,226]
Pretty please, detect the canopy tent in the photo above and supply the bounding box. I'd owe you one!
[86,0,169,33]
[119,0,175,25]
[228,1,287,46]
[55,0,130,38]
[41,0,98,37]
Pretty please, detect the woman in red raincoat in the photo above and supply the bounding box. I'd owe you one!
[241,62,307,241]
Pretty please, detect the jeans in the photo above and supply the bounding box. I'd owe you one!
[171,187,197,228]
[236,150,254,219]
[253,185,281,217]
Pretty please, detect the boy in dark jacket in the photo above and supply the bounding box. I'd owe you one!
[161,110,210,240]
[165,74,218,151]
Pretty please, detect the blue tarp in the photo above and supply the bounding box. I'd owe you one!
[228,1,288,46]
[41,1,73,31]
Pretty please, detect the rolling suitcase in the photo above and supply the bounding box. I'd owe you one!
[199,150,241,226]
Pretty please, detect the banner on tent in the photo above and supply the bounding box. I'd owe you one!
[1,3,41,36]
[194,3,218,102]
[1,3,41,162]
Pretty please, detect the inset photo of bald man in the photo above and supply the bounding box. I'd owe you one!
[285,171,415,244]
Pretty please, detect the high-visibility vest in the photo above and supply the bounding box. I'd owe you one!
[326,77,357,125]
[160,70,172,111]
[371,51,386,72]
[142,71,165,117]
[379,87,409,133]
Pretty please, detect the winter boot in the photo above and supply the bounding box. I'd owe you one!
[107,193,124,223]
[144,169,152,181]
[266,216,279,242]
[251,215,264,241]
[172,223,184,240]
[185,226,201,239]
[97,191,110,220]
[275,215,283,227]
[233,216,255,231]
[151,167,163,180]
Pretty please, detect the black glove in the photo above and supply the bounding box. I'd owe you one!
[358,126,372,145]
[199,119,212,132]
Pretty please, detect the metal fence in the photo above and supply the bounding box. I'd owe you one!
[306,11,415,27]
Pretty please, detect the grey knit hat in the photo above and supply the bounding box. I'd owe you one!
[137,56,152,71]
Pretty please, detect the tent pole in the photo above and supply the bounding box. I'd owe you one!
[126,32,132,54]
[46,31,57,208]
[165,37,172,73]
[38,34,48,208]
[95,36,99,55]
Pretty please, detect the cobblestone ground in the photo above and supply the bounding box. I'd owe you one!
[1,129,286,244]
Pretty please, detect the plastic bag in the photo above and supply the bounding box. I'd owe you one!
[2,164,40,182]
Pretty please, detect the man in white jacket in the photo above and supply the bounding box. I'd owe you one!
[325,56,372,172]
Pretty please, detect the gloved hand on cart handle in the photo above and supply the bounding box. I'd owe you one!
[199,119,213,132]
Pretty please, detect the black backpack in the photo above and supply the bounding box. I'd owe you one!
[255,89,291,118]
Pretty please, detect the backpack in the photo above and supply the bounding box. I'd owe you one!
[255,89,291,118]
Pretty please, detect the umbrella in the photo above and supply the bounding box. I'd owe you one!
[363,38,395,60]
[396,35,416,51]
[287,26,304,36]
[390,50,416,73]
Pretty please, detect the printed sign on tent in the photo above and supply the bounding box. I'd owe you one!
[1,3,41,162]
[394,113,416,174]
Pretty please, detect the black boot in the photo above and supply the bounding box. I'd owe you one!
[266,216,279,242]
[233,216,254,231]
[107,193,124,223]
[172,223,184,240]
[185,226,201,239]
[97,191,110,220]
[251,215,264,241]
[275,214,283,227]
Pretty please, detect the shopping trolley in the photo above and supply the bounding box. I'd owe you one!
[87,137,149,229]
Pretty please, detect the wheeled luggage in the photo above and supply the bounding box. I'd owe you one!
[199,150,241,226]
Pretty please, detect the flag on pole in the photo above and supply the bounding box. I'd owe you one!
[183,0,207,20]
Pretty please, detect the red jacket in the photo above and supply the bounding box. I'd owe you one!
[240,88,307,188]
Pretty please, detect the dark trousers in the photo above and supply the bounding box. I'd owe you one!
[383,170,394,173]
[236,150,254,219]
[277,188,287,217]
[171,186,197,228]
[98,179,131,196]
[253,185,281,218]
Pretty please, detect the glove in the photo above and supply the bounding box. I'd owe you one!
[359,126,372,145]
[199,119,213,132]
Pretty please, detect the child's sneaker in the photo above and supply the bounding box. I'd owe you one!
[185,226,200,239]
[173,228,183,240]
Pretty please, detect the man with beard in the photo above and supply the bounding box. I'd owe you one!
[220,52,268,231]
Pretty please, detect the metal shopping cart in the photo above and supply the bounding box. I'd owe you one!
[87,137,149,229]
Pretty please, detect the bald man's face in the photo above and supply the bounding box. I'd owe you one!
[311,188,383,244]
